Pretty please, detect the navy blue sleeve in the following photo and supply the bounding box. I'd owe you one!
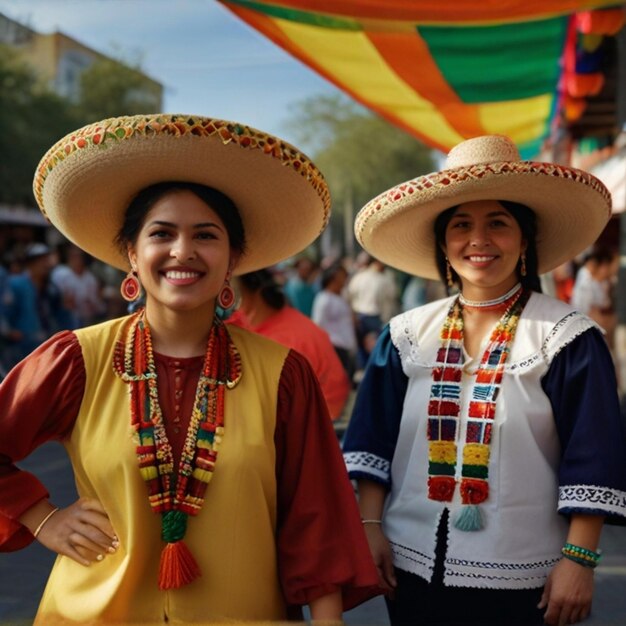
[541,328,626,521]
[342,325,408,488]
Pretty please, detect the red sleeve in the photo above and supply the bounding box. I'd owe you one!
[275,350,382,611]
[0,331,85,551]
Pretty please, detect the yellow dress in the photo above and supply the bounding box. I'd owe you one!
[35,317,289,623]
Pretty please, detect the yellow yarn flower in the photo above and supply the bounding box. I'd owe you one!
[429,441,457,464]
[463,443,490,465]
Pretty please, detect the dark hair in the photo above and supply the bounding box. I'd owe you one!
[433,200,542,294]
[115,181,246,255]
[321,262,347,289]
[238,269,286,310]
[584,246,615,266]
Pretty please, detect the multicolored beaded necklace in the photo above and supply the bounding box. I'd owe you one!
[113,309,242,589]
[427,285,529,531]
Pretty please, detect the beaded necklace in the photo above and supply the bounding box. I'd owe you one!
[113,309,242,589]
[427,286,529,531]
[458,282,522,310]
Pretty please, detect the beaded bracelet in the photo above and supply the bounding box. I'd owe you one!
[561,542,601,569]
[561,552,597,569]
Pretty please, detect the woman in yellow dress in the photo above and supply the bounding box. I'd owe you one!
[0,114,380,623]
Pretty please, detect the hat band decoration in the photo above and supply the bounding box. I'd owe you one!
[34,115,330,217]
[353,134,612,279]
[32,114,331,274]
[355,160,611,241]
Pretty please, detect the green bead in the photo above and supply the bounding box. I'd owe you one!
[563,542,601,562]
[161,510,188,543]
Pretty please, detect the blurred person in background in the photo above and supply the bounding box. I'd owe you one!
[551,261,576,304]
[347,254,398,370]
[400,274,427,311]
[229,268,350,420]
[51,244,106,328]
[283,256,318,317]
[312,261,357,380]
[0,260,11,379]
[571,247,617,344]
[4,243,72,367]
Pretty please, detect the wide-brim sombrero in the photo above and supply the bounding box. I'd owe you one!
[33,113,330,274]
[355,135,612,279]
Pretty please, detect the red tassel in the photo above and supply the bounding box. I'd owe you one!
[158,540,201,590]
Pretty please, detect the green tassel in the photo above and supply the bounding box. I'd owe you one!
[454,505,483,531]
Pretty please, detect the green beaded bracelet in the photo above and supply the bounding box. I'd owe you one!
[561,551,598,569]
[561,542,601,569]
[563,542,601,561]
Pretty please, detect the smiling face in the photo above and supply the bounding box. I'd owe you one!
[442,200,526,300]
[128,189,237,317]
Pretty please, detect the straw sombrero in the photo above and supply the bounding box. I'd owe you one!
[355,135,612,279]
[33,113,331,274]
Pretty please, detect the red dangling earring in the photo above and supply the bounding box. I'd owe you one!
[218,277,235,310]
[121,270,142,302]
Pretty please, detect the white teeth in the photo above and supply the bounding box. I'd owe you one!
[165,271,199,279]
[468,256,495,262]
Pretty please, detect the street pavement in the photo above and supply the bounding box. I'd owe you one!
[1,442,625,625]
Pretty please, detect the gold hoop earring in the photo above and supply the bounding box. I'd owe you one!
[520,254,527,277]
[445,258,454,288]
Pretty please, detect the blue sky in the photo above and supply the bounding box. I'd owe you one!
[0,0,344,146]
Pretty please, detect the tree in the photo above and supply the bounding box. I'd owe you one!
[286,94,435,210]
[285,94,435,256]
[77,57,161,122]
[0,45,80,205]
[0,45,161,206]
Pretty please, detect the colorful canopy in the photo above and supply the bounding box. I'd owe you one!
[220,1,624,157]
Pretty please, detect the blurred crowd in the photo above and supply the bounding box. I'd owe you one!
[0,241,127,377]
[227,252,444,421]
[544,246,619,355]
[0,237,620,407]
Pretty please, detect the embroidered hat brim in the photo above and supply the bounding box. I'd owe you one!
[355,136,612,279]
[33,114,331,274]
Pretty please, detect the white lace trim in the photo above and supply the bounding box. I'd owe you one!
[390,540,434,581]
[390,310,422,378]
[390,539,557,589]
[559,484,626,517]
[390,298,599,374]
[444,555,559,589]
[343,451,390,482]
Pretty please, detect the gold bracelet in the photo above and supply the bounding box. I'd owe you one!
[33,507,60,538]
